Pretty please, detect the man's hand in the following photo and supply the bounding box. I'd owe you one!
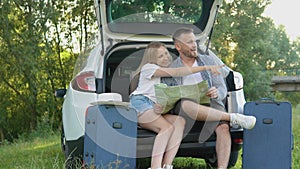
[206,87,218,99]
[154,104,164,114]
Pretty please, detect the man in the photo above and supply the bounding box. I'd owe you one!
[162,27,244,169]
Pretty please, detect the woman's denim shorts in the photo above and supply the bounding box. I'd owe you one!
[130,95,154,115]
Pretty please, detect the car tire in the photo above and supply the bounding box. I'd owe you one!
[61,126,84,169]
[61,126,68,158]
[65,156,83,169]
[136,158,151,169]
[205,153,218,168]
[205,151,239,168]
[227,151,239,167]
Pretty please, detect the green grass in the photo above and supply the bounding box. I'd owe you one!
[0,105,299,169]
[0,133,65,169]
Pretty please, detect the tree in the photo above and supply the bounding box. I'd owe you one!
[0,0,96,141]
[211,0,299,100]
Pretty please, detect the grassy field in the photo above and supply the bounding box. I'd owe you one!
[0,105,299,169]
[0,133,65,169]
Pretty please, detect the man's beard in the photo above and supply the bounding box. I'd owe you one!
[182,49,197,58]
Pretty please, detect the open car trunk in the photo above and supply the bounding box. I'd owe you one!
[101,42,243,159]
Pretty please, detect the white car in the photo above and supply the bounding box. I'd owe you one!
[56,0,247,168]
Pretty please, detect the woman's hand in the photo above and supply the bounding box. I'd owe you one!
[207,64,225,75]
[153,104,164,114]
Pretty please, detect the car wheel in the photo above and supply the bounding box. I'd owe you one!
[65,156,83,169]
[205,151,239,168]
[61,125,69,158]
[205,153,218,168]
[136,158,151,169]
[63,143,84,169]
[227,151,239,167]
[61,126,84,169]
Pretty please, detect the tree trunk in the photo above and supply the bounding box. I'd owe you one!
[0,127,4,143]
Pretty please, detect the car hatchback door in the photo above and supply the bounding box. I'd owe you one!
[94,0,222,49]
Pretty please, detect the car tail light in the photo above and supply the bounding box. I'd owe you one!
[233,138,243,144]
[72,71,96,92]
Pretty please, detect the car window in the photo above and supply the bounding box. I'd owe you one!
[107,0,213,32]
[109,0,203,24]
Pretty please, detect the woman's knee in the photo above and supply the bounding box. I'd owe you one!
[176,116,186,127]
[173,116,186,132]
[160,122,174,134]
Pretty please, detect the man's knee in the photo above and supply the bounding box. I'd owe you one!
[180,99,196,108]
[179,100,199,117]
[215,123,230,134]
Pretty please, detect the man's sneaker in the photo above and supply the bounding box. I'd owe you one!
[230,113,256,129]
[163,164,173,169]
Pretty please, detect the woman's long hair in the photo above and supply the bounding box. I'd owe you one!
[133,42,171,76]
[130,42,172,92]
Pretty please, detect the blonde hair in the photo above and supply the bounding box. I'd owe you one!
[133,42,172,76]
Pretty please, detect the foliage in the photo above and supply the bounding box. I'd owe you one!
[212,0,300,101]
[0,0,96,141]
[110,0,204,24]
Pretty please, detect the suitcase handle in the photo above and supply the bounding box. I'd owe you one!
[263,118,273,124]
[255,98,280,105]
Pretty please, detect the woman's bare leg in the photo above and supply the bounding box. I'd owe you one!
[138,109,174,169]
[161,114,186,166]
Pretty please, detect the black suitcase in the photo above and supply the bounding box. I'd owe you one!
[84,103,137,169]
[242,99,293,169]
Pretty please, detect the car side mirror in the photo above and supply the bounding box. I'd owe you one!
[55,89,67,98]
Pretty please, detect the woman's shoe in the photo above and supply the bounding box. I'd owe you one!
[163,164,173,169]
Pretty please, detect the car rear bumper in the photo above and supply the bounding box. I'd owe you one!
[64,124,243,159]
[136,127,243,158]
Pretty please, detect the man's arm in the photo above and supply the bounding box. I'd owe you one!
[200,51,228,102]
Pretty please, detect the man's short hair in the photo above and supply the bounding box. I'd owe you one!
[172,27,194,43]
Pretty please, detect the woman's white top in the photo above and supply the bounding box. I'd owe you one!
[131,63,160,102]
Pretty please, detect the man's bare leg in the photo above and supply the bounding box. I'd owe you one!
[215,123,231,169]
[181,100,230,121]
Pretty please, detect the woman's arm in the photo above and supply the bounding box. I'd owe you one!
[153,65,225,77]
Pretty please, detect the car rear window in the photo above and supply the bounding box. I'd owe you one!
[107,0,214,33]
[110,0,203,24]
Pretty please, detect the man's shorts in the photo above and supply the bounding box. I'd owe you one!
[170,98,228,126]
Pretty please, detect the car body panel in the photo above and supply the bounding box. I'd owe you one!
[62,86,97,140]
